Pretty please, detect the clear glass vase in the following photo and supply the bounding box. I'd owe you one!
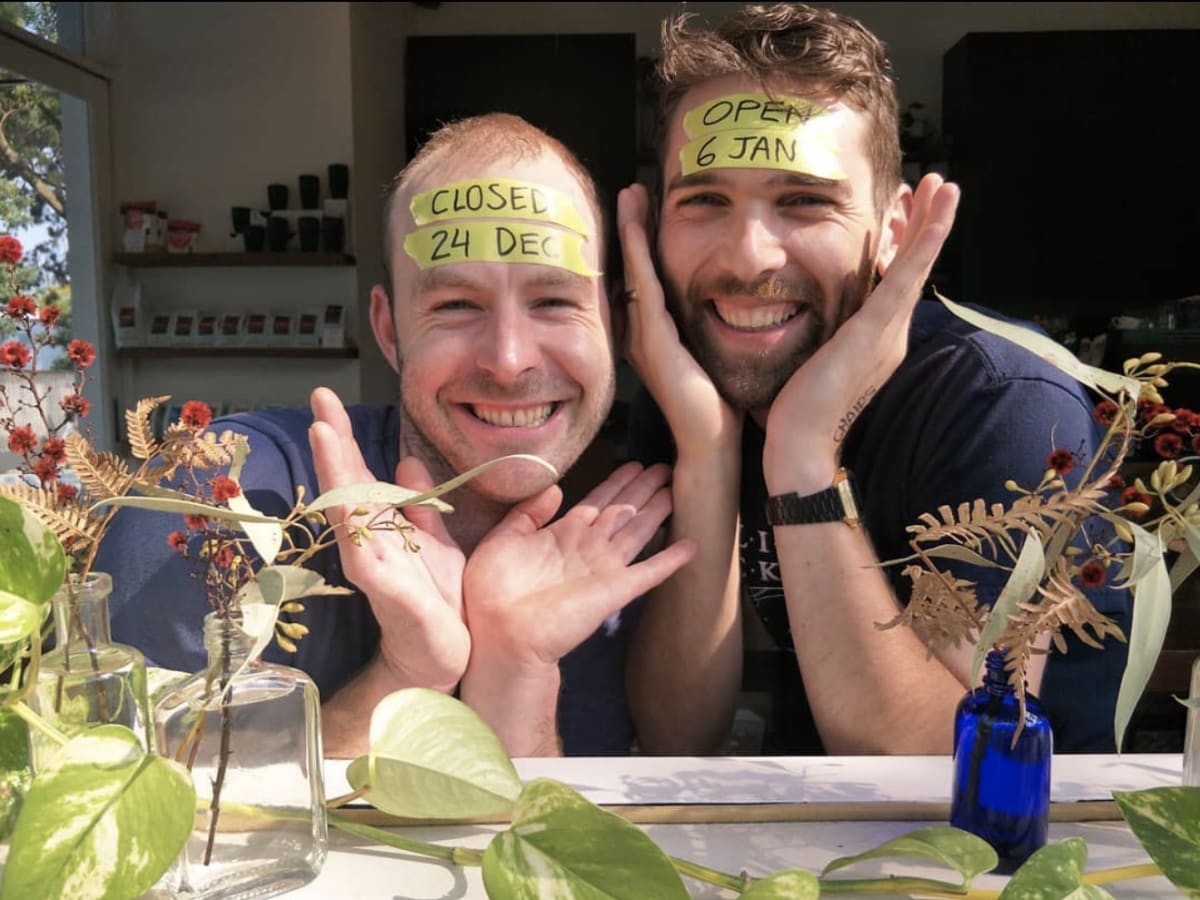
[1184,656,1199,787]
[153,612,326,899]
[949,648,1053,874]
[28,571,151,770]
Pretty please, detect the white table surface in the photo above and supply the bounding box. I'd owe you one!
[294,753,1185,899]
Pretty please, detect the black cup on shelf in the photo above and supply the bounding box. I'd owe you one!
[244,224,266,253]
[328,164,349,200]
[267,183,289,211]
[299,174,320,210]
[266,216,291,252]
[231,206,251,234]
[298,215,321,252]
[321,216,345,253]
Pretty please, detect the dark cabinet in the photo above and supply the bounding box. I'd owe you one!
[942,30,1200,319]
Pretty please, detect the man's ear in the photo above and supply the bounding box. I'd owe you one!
[875,183,913,276]
[369,284,401,374]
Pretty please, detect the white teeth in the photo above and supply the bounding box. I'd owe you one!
[470,403,554,427]
[713,302,799,330]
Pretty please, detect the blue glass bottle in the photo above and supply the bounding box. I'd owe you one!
[950,648,1052,874]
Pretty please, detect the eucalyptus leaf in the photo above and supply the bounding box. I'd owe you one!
[822,825,997,885]
[972,531,1045,679]
[0,588,43,643]
[0,724,195,900]
[923,543,1007,569]
[1113,549,1172,751]
[345,688,521,819]
[1111,517,1165,590]
[92,493,283,525]
[231,564,349,671]
[998,838,1114,899]
[0,495,66,606]
[740,870,820,898]
[482,778,689,900]
[1113,787,1200,897]
[938,294,1141,398]
[1169,525,1200,592]
[226,488,283,566]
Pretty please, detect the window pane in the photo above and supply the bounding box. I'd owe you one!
[0,2,84,55]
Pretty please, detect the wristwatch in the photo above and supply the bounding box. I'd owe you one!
[766,467,861,528]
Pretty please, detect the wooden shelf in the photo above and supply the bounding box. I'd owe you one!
[112,252,356,267]
[116,343,358,359]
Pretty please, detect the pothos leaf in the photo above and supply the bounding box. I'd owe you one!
[1113,787,1200,897]
[0,588,44,644]
[345,688,521,819]
[482,778,689,900]
[972,530,1044,680]
[740,870,820,899]
[822,825,997,885]
[998,838,1114,899]
[0,494,66,606]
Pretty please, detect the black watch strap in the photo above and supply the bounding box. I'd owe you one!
[766,468,861,528]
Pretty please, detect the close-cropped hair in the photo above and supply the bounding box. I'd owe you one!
[380,113,605,299]
[658,3,902,210]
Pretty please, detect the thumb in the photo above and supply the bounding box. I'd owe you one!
[395,455,453,543]
[487,485,563,540]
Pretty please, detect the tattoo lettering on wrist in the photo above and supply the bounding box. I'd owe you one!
[834,386,877,443]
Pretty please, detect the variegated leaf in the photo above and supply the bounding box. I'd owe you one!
[822,825,997,885]
[0,495,66,606]
[740,870,820,899]
[998,838,1114,899]
[1112,787,1200,897]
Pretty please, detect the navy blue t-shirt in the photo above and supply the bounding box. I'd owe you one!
[99,404,636,756]
[628,299,1131,753]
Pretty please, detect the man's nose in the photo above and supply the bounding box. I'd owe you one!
[478,305,541,381]
[721,212,788,284]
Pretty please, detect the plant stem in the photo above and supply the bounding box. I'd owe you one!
[203,623,234,866]
[328,813,485,866]
[819,876,981,896]
[326,785,370,809]
[1081,862,1162,884]
[11,700,69,745]
[669,855,749,892]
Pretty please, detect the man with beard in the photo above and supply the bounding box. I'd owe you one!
[620,4,1130,755]
[102,113,694,758]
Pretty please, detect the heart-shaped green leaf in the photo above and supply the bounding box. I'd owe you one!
[1113,787,1200,897]
[741,870,820,899]
[999,838,1114,899]
[0,588,44,643]
[0,724,195,900]
[345,688,521,819]
[0,709,31,841]
[822,825,997,885]
[482,778,689,899]
[0,495,66,606]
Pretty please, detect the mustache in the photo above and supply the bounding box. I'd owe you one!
[686,274,823,305]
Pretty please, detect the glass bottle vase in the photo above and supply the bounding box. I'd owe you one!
[28,572,151,771]
[153,612,326,899]
[1184,655,1199,787]
[949,648,1053,874]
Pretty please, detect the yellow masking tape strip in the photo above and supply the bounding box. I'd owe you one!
[410,178,589,235]
[683,92,824,139]
[403,222,599,277]
[680,127,846,179]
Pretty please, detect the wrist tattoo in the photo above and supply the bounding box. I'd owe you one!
[834,387,877,443]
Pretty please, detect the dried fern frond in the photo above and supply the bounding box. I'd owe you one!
[0,481,106,554]
[158,426,242,471]
[878,565,983,657]
[65,432,134,501]
[125,395,170,461]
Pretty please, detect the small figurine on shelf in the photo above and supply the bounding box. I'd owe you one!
[166,219,202,254]
[119,201,157,252]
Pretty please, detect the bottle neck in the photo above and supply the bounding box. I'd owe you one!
[203,612,256,670]
[983,648,1013,698]
[52,572,114,650]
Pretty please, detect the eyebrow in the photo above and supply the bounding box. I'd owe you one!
[665,170,846,194]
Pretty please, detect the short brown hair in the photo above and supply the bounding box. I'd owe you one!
[658,3,902,210]
[380,113,605,298]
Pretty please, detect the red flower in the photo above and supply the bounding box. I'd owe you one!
[213,545,235,568]
[0,235,22,265]
[1078,559,1107,588]
[1171,408,1197,435]
[1120,485,1153,518]
[1106,473,1126,492]
[5,295,35,318]
[1047,448,1075,475]
[6,424,36,454]
[167,531,188,552]
[180,400,212,431]
[211,475,241,503]
[2,341,31,368]
[56,483,78,503]
[1092,399,1119,427]
[38,304,61,328]
[1139,402,1172,430]
[40,437,66,463]
[1193,433,1200,455]
[66,339,96,367]
[32,454,59,485]
[183,514,209,531]
[1154,432,1183,459]
[60,393,91,417]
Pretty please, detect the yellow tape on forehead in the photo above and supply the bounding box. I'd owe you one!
[410,178,589,236]
[680,92,845,179]
[682,93,824,139]
[403,222,599,277]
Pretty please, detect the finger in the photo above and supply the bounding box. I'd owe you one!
[394,455,454,545]
[486,484,564,540]
[568,460,647,525]
[310,389,373,486]
[591,463,673,535]
[607,485,676,562]
[613,537,697,607]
